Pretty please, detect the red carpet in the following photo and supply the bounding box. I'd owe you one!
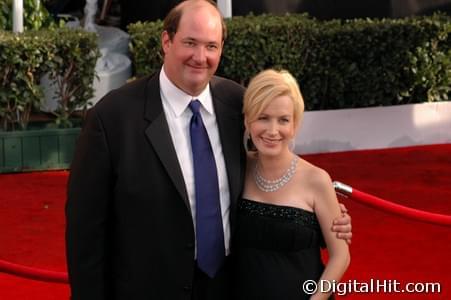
[307,144,451,299]
[0,144,450,299]
[0,171,69,299]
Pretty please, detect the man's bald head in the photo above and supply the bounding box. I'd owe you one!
[163,0,227,42]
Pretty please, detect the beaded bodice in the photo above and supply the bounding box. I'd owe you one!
[235,198,324,251]
[239,198,320,227]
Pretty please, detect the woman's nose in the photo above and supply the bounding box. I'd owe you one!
[267,121,278,135]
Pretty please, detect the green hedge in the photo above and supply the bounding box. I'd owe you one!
[0,0,55,31]
[0,28,100,130]
[129,13,450,110]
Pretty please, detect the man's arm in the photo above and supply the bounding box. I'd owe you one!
[66,107,113,300]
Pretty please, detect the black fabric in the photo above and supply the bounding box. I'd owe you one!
[191,259,232,300]
[233,198,326,300]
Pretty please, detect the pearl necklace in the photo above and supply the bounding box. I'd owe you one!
[254,155,299,192]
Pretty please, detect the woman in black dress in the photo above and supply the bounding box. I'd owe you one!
[234,69,350,300]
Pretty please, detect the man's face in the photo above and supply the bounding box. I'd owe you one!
[162,5,223,96]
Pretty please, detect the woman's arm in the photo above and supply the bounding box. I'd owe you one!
[310,169,350,300]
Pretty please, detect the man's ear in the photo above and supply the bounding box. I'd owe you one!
[161,31,171,54]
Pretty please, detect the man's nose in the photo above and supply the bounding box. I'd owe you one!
[192,46,207,63]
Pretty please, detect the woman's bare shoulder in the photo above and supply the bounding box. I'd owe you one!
[298,157,333,189]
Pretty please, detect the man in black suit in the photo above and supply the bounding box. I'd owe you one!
[66,1,352,299]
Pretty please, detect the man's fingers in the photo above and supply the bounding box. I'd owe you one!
[339,203,348,214]
[333,214,352,226]
[337,232,353,245]
[332,208,353,245]
[337,232,352,239]
[332,223,351,232]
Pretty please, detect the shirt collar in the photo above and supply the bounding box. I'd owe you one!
[160,66,214,117]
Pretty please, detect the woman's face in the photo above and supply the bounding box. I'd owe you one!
[247,95,296,158]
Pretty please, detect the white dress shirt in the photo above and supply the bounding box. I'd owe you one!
[159,67,231,255]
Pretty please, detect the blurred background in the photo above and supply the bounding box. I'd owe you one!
[45,0,451,30]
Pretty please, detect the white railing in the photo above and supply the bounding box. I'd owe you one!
[12,0,23,33]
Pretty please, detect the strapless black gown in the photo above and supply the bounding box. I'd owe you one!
[233,198,326,300]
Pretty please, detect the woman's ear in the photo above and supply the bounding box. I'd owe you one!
[244,117,249,131]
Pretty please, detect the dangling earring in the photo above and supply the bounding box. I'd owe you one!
[243,130,256,153]
[288,139,295,152]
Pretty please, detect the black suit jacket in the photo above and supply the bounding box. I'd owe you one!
[66,72,245,300]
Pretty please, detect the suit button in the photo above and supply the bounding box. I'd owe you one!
[186,243,194,249]
[183,285,192,292]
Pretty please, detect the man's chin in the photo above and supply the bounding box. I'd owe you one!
[187,72,208,82]
[184,81,209,96]
[186,77,209,90]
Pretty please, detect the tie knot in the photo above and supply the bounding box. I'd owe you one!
[189,99,201,115]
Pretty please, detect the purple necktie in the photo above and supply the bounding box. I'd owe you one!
[189,100,225,278]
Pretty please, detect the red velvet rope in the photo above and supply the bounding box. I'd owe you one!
[335,183,451,227]
[351,188,451,226]
[0,259,68,283]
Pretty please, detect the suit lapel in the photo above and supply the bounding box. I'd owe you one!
[143,73,190,211]
[142,74,244,217]
[210,79,244,224]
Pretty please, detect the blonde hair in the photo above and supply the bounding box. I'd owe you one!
[243,69,304,129]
